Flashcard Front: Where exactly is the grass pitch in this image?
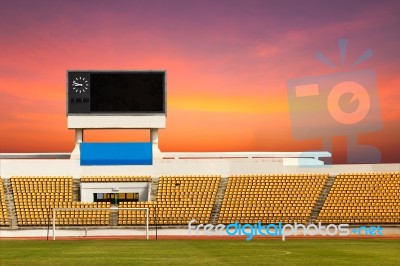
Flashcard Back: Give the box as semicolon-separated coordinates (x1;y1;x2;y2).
1;239;399;266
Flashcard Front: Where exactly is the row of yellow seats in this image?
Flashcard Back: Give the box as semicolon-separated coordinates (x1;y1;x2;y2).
81;176;151;182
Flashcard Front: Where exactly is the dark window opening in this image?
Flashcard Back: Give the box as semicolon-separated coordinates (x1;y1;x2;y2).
94;193;139;204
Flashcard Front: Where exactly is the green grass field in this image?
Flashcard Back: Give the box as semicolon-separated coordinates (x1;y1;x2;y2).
1;239;399;266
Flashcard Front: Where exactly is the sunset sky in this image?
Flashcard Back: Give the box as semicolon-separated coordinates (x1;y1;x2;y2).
0;0;399;163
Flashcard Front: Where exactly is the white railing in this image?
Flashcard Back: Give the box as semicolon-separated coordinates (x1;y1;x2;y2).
0;153;71;159
161;151;331;161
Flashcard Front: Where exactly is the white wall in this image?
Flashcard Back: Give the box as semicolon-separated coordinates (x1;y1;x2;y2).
0;156;399;179
1;227;399;238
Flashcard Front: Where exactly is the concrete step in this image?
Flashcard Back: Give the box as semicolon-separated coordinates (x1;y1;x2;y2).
150;178;159;201
109;205;119;226
210;177;228;225
2;179;18;228
72;179;81;202
308;175;337;224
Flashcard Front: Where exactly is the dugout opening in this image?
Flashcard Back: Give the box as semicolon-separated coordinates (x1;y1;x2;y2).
93;192;139;204
81;182;150;202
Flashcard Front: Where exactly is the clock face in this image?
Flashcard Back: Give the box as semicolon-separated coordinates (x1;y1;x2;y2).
72;76;89;93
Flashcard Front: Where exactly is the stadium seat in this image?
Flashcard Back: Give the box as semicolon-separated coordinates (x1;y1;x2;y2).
317;172;400;224
218;174;328;224
0;178;10;226
81;176;151;183
118;175;220;226
11;176;110;226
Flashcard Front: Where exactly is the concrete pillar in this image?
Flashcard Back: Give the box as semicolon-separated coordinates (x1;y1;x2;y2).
151;128;161;158
76;129;84;143
70;129;84;160
151;129;158;145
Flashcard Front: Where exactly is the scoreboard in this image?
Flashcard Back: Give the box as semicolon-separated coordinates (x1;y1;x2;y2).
67;71;166;129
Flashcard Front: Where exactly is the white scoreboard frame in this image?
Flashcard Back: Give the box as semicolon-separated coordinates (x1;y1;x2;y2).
67;115;166;129
66;70;167;129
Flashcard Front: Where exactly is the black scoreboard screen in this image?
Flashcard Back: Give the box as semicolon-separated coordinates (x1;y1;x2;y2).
67;71;165;114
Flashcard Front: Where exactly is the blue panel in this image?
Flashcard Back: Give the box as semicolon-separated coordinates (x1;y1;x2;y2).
80;142;152;165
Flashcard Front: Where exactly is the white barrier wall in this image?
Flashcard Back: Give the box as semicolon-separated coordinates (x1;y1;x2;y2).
1;227;399;238
0;156;399;178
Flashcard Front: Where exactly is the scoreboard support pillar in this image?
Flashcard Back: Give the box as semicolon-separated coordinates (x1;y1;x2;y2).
70;129;84;160
70;129;162;161
151;129;162;158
